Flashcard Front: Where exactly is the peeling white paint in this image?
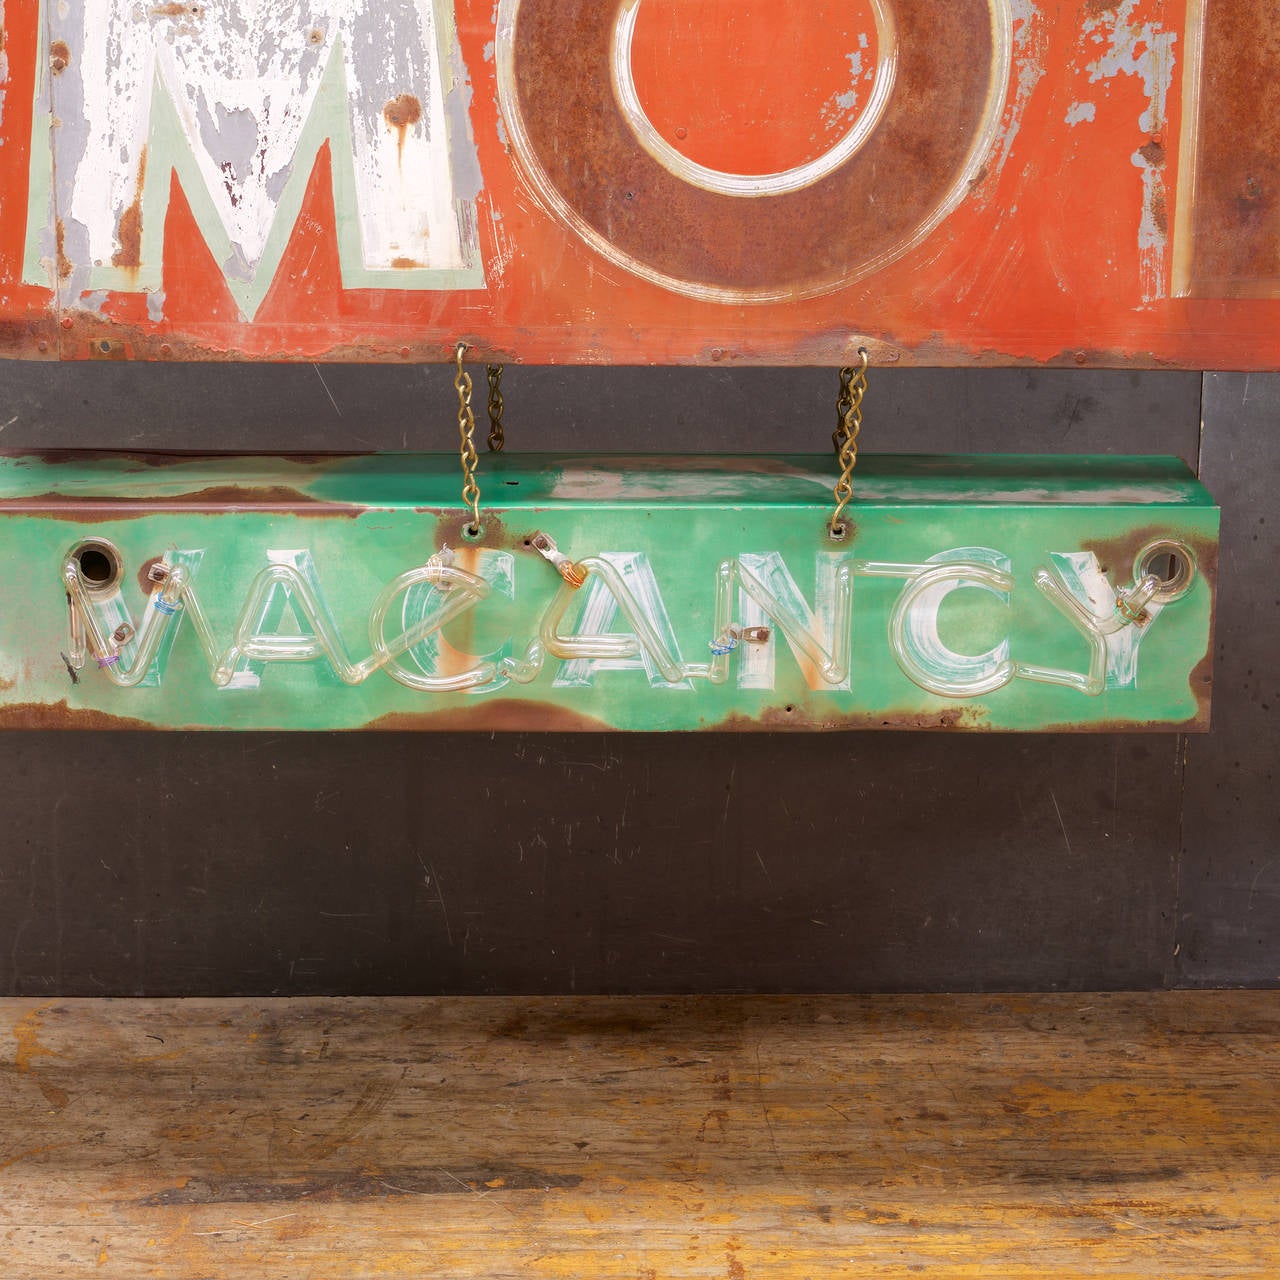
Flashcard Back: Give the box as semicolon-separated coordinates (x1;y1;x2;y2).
982;0;1045;195
38;0;484;318
1082;0;1177;303
1064;101;1096;127
1083;0;1177;134
1131;143;1167;301
0;0;8;137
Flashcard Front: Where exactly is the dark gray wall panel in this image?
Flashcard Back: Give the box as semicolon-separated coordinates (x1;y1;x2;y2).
1;732;1182;997
1178;373;1280;987
0;363;1201;458
0;363;1207;995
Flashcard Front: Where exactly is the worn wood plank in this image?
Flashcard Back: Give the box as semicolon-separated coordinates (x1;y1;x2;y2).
1;994;1277;1277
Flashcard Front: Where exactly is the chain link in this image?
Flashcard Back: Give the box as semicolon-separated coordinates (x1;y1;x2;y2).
830;348;869;539
486;363;505;452
455;342;482;534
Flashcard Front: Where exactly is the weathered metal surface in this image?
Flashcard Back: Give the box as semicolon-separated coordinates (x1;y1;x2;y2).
0;452;1217;731
0;2;1276;367
502;0;1002;302
1173;0;1280;297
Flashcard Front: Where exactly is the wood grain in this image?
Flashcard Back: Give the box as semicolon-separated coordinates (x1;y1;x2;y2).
1;994;1277;1277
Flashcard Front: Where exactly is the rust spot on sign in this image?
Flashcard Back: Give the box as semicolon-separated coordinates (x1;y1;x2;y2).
707;703;991;732
383;94;422;131
364;700;615;733
0;700;165;730
1180;1;1280;296
112;148;148;271
1149;185;1169;238
383;93;423;162
430;510;520;552
54;220;72;281
390;257;425;270
150;3;201;16
0;485;364;520
18;448;359;469
137;555;165;594
49;40;71;75
1081;525;1218;595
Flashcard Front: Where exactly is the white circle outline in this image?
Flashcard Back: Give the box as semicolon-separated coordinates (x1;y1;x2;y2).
610;0;898;198
494;0;1014;305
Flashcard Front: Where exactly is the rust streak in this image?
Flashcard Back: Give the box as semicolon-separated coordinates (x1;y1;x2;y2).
0;486;365;521
0;701;165;731
48;39;70;75
13;448;363;468
383;93;422;163
54;219;72;282
111;146;148;271
364;700;615;733
707;704;991;733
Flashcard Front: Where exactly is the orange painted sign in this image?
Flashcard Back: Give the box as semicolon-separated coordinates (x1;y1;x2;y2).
0;0;1276;367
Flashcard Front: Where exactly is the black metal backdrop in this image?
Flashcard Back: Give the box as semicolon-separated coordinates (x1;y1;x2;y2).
0;364;1272;995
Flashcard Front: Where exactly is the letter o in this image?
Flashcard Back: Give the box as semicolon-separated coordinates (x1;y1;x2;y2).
496;0;1012;302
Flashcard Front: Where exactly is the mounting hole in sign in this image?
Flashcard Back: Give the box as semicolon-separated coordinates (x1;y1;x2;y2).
1134;540;1196;604
72;540;123;592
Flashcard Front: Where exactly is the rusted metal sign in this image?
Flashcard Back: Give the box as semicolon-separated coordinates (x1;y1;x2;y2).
0;452;1217;731
0;1;1276;368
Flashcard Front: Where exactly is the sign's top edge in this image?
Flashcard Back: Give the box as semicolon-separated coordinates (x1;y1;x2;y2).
0;452;1214;511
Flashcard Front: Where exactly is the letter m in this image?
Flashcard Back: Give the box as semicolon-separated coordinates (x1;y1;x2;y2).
24;0;484;320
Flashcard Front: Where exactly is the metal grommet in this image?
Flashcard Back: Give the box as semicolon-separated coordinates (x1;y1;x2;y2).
69;539;124;594
828;520;851;542
461;523;485;543
1133;539;1196;604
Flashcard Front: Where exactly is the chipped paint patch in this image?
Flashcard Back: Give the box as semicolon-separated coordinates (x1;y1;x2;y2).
1064;101;1096;127
1082;0;1177;302
976;0;1045;202
0;0;8;134
1083;0;1176;133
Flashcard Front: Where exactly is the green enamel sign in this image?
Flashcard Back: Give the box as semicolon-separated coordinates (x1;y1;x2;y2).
0;453;1217;732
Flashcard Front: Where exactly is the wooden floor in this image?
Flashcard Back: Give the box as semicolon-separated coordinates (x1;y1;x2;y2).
1;994;1277;1278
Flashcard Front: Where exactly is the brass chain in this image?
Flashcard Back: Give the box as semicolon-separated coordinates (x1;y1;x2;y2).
486;363;505;452
454;342;482;534
830;348;869;539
